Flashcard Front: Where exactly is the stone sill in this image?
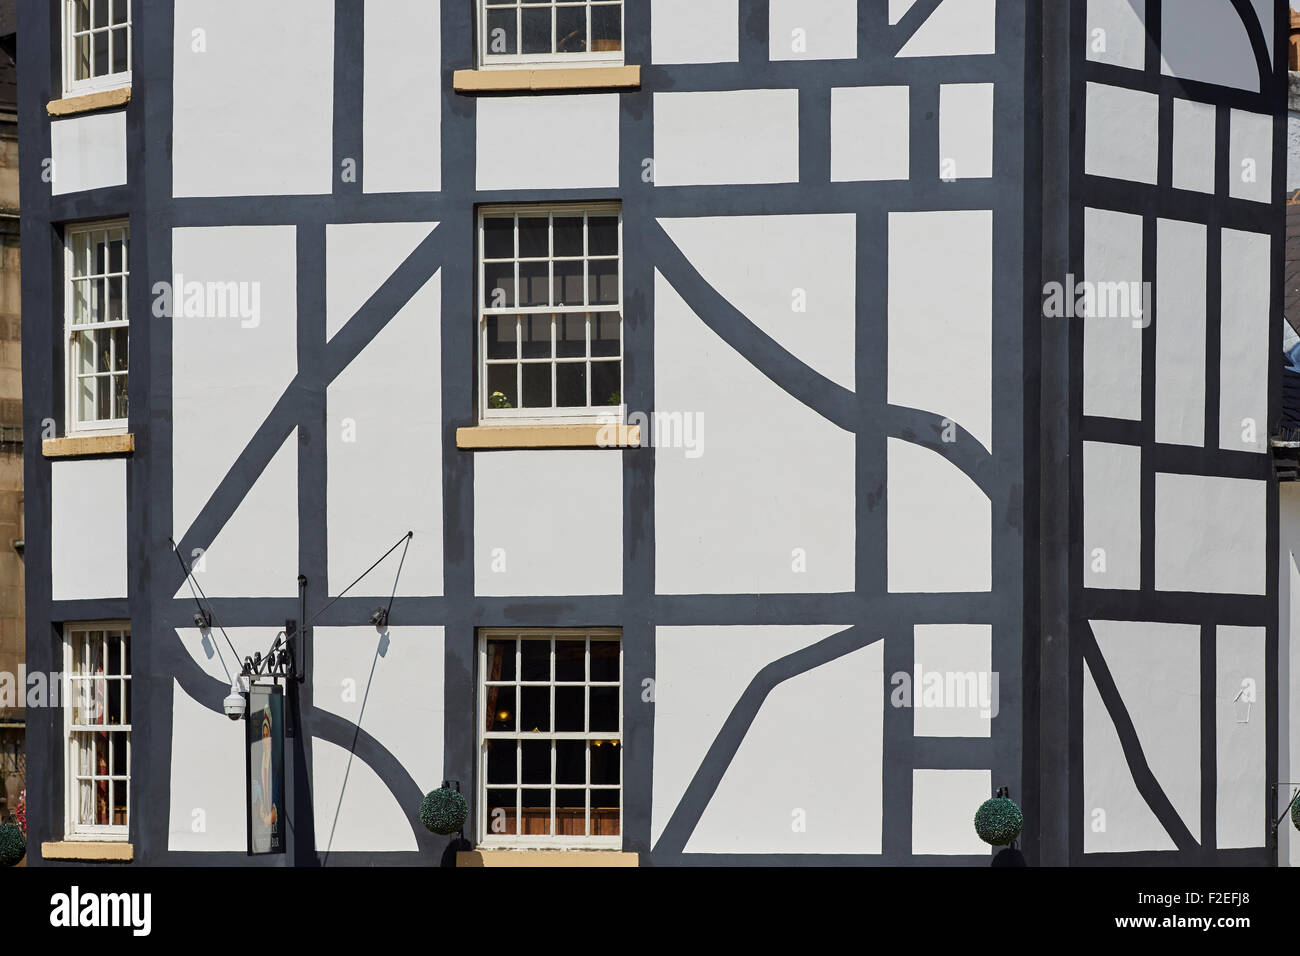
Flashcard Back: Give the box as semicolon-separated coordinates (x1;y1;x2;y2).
457;424;639;450
47;86;131;117
43;433;134;458
42;841;133;862
454;65;640;93
458;850;638;867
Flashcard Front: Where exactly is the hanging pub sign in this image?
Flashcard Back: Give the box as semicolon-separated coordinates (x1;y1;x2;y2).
246;683;286;856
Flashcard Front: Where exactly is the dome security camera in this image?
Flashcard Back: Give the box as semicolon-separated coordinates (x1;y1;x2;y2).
223;684;246;721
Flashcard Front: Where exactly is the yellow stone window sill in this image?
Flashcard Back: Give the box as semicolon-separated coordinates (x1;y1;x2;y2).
457;849;638;867
42;841;134;862
457;424;639;450
47;86;132;117
43;433;135;458
454;65;640;93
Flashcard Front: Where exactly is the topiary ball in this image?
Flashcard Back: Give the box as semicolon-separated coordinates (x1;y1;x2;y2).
419;787;468;836
1291;795;1300;833
0;823;24;866
974;796;1023;847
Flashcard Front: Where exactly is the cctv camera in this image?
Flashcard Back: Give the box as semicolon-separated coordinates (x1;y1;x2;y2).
223;687;246;721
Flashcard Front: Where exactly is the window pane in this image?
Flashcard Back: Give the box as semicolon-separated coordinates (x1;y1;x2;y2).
112;326;128;370
93;0;108;29
111;24;127;73
520;315;551;359
486;739;517;784
521;789;552;835
75;0;91;32
518;262;550;307
591;361;621;407
556;5;586;52
518;216;549;258
521;363;551;408
521;6;552;54
485;316;517;360
553;260;584;308
590;641;618;681
591;785;620;836
591;3;621;51
521;739;550;784
483;217;514;261
484;7;519;56
556;314;585;357
555;640;584;681
485;788;517;835
486;684;516;732
553;216;583;256
588;216;618;256
554;685;584;731
113;374;129;420
555;362;587;408
112;0;128;25
483;261;516;309
112;780;127;826
111;732;127;774
75;32;91;80
555;739;585;784
589;687;619;732
486;364;518;410
96;376;112;422
588;258;619;305
486;638;517;681
520;639;550;680
591;740;619;785
107;276;125;322
520;685;550;732
92;29;109;78
591;314;620;357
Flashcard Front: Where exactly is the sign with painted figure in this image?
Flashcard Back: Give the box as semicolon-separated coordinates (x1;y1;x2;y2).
246;683;285;855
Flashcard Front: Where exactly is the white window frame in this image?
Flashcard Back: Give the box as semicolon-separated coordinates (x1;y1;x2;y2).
478;203;625;425
476;0;625;69
64;219;130;437
477;629;623;849
61;0;133;97
62;622;131;842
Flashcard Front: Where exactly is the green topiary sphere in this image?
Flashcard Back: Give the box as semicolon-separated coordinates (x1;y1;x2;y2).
1291;796;1300;833
0;823;25;866
974;796;1023;847
419;787;468;836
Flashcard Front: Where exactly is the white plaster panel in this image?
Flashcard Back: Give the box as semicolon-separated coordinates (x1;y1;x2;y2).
313;737;418;852
912;769;990;855
1159;0;1262;93
1082;206;1143;420
1229;109;1274;204
651;625;850;848
1217;625;1266;848
50;111;127;196
326;222;436;341
1082;442;1141;590
1155;473;1266;595
768;0;857;61
1155;218;1206;447
174;626;284;685
912;625;994;738
1173;98;1216;194
51;458;127;601
687;641;883;853
476;95;619;191
1086;0;1146;70
652;0;738;64
889;0;918;24
654;273;855;595
658;214;856;391
313;627;444;795
475;451;622;596
181;432;298;598
1220;228;1271;453
889;210;992;451
897;0;995;57
1281;484;1300;866
1083;662;1177;852
1085;82;1158;184
364;0;440;193
328;272;442;597
653;90;799;187
171;226;298;542
173;0;334;197
167;679;246;851
939;83;993;180
1092;619;1201;843
831;86;910;182
887;438;990;594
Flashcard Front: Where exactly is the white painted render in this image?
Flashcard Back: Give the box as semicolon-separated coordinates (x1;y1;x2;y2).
768;0;858;62
1154;218;1207;447
652;90;800;187
476;95;620;191
1085;0;1146;71
1172;98;1216;194
363;0;441;194
51;458;127;601
1082;441;1141;590
1219;228;1271;453
651;0;738;64
1155;473;1266;595
1085;82;1158;184
830;85;910;182
49;111;127;196
1082;206;1144;421
1216;625;1266;849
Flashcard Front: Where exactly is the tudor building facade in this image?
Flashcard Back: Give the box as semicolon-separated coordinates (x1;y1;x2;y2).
15;0;1292;866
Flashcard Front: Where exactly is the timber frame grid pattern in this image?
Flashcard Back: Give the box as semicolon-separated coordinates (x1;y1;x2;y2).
1050;0;1284;865
16;0;1279;866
